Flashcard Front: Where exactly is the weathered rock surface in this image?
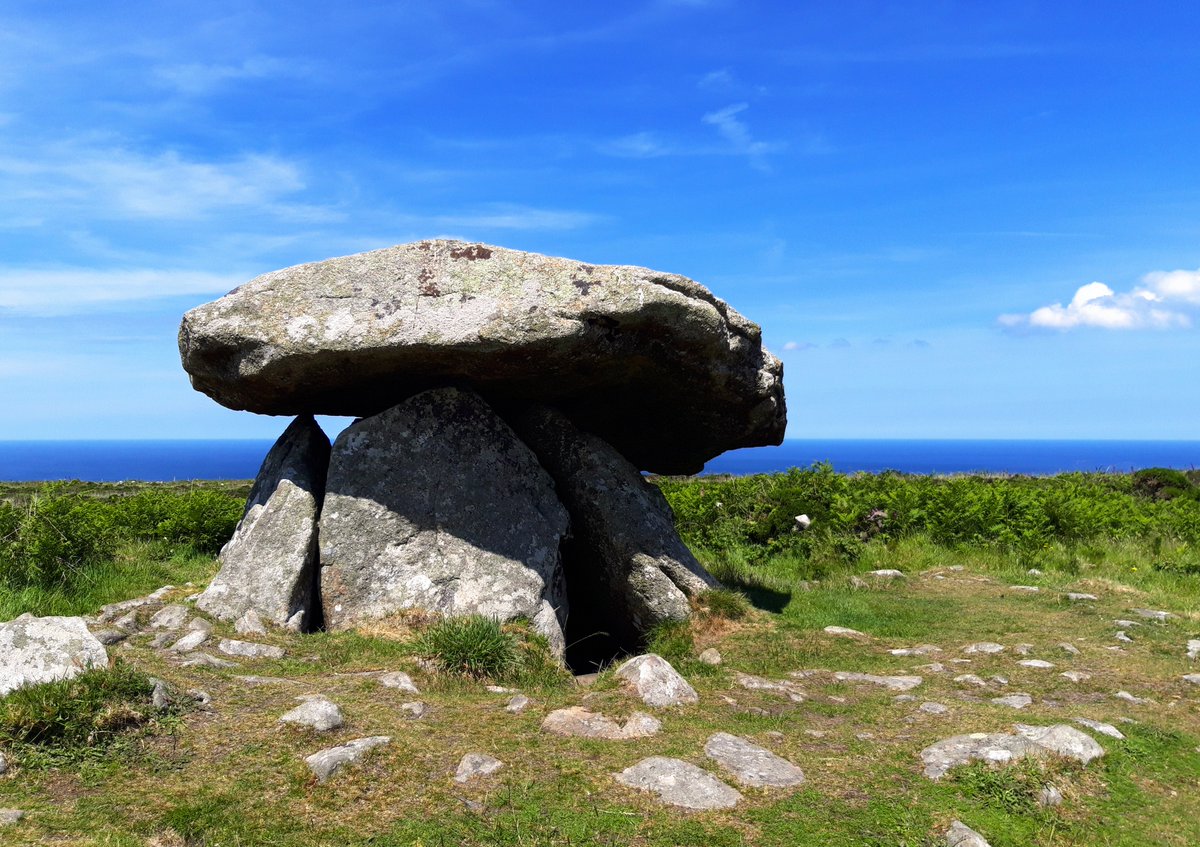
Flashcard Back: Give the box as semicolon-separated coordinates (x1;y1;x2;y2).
378;671;419;693
319;388;570;654
0;615;108;696
541;706;660;739
1074;718;1125;739
279;696;344;731
703;732;805;788
945;820;991;847
305;736;390;782
197;416;329;628
510;406;717;653
614;654;698;707
1014;723;1105;764
0;809;25;826
991;694;1033;709
217;638;285;660
921;723;1106;780
833;671;922;691
179;240;785;475
615;757;742;810
149;605;190;630
454;753;504;783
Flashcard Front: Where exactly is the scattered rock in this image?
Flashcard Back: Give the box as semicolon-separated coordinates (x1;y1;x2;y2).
698;648;722;666
920;702;950;715
235;675;297;686
733;671;805;702
378;671;420;694
1114;690;1152;705
833;671;922;691
454;753;504;783
94;586;175;624
1114;631;1134;643
1187;640;1200;660
0;752;7;774
954;674;988;688
919;662;947;673
279;696;344;731
991;694;1032;709
1018;660;1054;669
0;809;25;826
868;569;905;579
921;732;1049;779
963;642;1005;655
1183;673;1200;686
1059;643;1080;656
1114;619;1139;628
824;626;865;638
849;576;869;589
197;417;329;628
0;615;108;696
615;757;742;810
401;701;429;719
305;736;390;782
91;629;128;645
217;638;285;660
894;694;917;702
990;675;1009;686
150;678;171;710
1013;644;1033;655
1009;585;1040;593
169;629;210;653
180;653;238;669
1074;718;1125;739
1038;785;1064;808
318;388;570;655
794;514;812;530
111;611;140;631
945;820;991;847
1027;568;1043;576
149;605;190;631
1130;608;1172;622
1060;671;1091;683
541;706;660;739
1014;723;1105;764
890;645;941;657
1067;592;1097;602
505;694;530;714
148;631;176;649
703;732;805;788
485;685;516;694
614;654;698;707
235;609;269;636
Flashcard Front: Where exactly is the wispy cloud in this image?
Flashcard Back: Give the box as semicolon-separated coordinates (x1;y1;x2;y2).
420;204;602;231
999;269;1200;331
154;56;315;95
0;267;245;315
600;132;675;159
701;102;779;171
782;340;815;351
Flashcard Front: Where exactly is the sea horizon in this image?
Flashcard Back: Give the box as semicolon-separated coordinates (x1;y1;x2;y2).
0;437;1197;483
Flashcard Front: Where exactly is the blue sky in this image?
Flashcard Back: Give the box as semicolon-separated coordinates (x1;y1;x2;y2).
1;1;1198;441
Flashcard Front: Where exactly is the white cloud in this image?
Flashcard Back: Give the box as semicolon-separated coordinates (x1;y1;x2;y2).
701;102;779;171
600;132;674;158
0;267;245;315
1000;269;1200;331
782;340;815;351
154;56;313;96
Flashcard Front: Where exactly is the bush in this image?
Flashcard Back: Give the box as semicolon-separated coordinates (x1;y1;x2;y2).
414;615;522;680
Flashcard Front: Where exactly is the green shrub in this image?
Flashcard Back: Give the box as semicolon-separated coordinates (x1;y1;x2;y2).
414;615;521;680
646;618;694;661
0;661;166;765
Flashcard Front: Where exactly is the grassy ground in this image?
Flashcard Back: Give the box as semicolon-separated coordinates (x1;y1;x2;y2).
1;477;1199;846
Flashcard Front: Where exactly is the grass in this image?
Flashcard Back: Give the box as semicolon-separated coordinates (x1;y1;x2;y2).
0;474;1199;845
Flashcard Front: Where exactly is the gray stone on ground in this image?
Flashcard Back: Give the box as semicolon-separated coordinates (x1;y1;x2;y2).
890;645;941;657
401;701;429;719
1114;690;1152;705
1059;643;1081;656
1060;670;1091;683
1188;639;1200;660
833;671;922;691
509;405;717;649
1183;673;1200;686
1067;592;1097;601
112;611;139;631
235;609;268;636
150;678;171;710
698;648;722;665
305;736;390;782
94;585;174;624
0;809;25;826
1014;723;1105;764
1074;718;1125;739
614;654;698;707
824;625;865;637
318;388;569;655
703;732;805;788
869;569;905;579
920;702;950;715
945;820;991;847
920;732;1051;780
954;674;988;688
1130;608;1172;621
91;629;128;645
378;671;419;693
991;694;1033;709
180;652;238;669
963;642;1005;655
218;638;285;660
734;671;805;702
505;694;530;714
169;629;210;653
540;706;660;739
280;696;344;731
0;614;108;696
198;416;330;628
1018;659;1054;669
454;752;504;783
1039;785;1064;807
178;239;785;475
1114;631;1134;643
615;757;742;810
1009;585;1040;592
149;605;190;630
0;752;8;774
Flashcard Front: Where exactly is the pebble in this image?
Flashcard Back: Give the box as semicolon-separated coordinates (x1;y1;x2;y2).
991;694;1033;709
1060;671;1091;683
0;809;25;826
279;696;344;731
1018;659;1055;669
505;694;530;714
945;819;991;846
1114;690;1152;705
868;569;905;579
1067;593;1097;601
824;626;865;637
698;648;722;665
305;736;390;783
378;671;420;694
963;642;1005;655
1114;631;1134;643
919;702;950;715
401;701;429;719
1059;643;1081;656
833;671;923;691
1074;717;1125;739
1027;568;1043;576
615;757;742;810
454;753;503;783
954;674;988;688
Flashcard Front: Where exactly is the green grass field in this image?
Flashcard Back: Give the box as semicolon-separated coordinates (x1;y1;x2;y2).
1;471;1198;846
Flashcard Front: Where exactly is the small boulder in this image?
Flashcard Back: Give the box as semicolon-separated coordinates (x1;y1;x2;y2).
614;654;698;707
824;626;865;638
0;809;25;827
377;671;419;693
280;696;344;731
1074;718;1125;740
1038;785;1064;808
963;642;1005;655
1060;671;1091;683
703;732;805;788
698;648;722;666
1066;592;1097;602
454;753;503;783
945;820;991;847
505;694;531;714
305;736;390;782
0;615;108;696
833;671;922;691
1187;639;1200;660
615;757;742;810
541;707;660;739
169;630;210;653
920;732;1049;780
149;605;190;631
401;701;429;719
217;638;285;660
1018;659;1054;669
991;694;1033;709
869;569;905;579
1014;723;1105;764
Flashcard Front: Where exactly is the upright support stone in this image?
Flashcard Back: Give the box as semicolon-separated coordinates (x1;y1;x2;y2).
510;405;717;657
196;415;329;629
319;388;570;656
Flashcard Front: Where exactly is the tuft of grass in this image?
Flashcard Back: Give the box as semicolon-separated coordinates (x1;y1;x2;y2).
646;618;694;662
695;587;752;621
0;661;177;767
414;615;522;680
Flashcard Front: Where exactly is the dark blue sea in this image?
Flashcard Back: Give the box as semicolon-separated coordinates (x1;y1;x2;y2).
0;439;1197;482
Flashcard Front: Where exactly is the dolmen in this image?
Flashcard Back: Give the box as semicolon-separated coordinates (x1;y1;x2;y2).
180;240;785;662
